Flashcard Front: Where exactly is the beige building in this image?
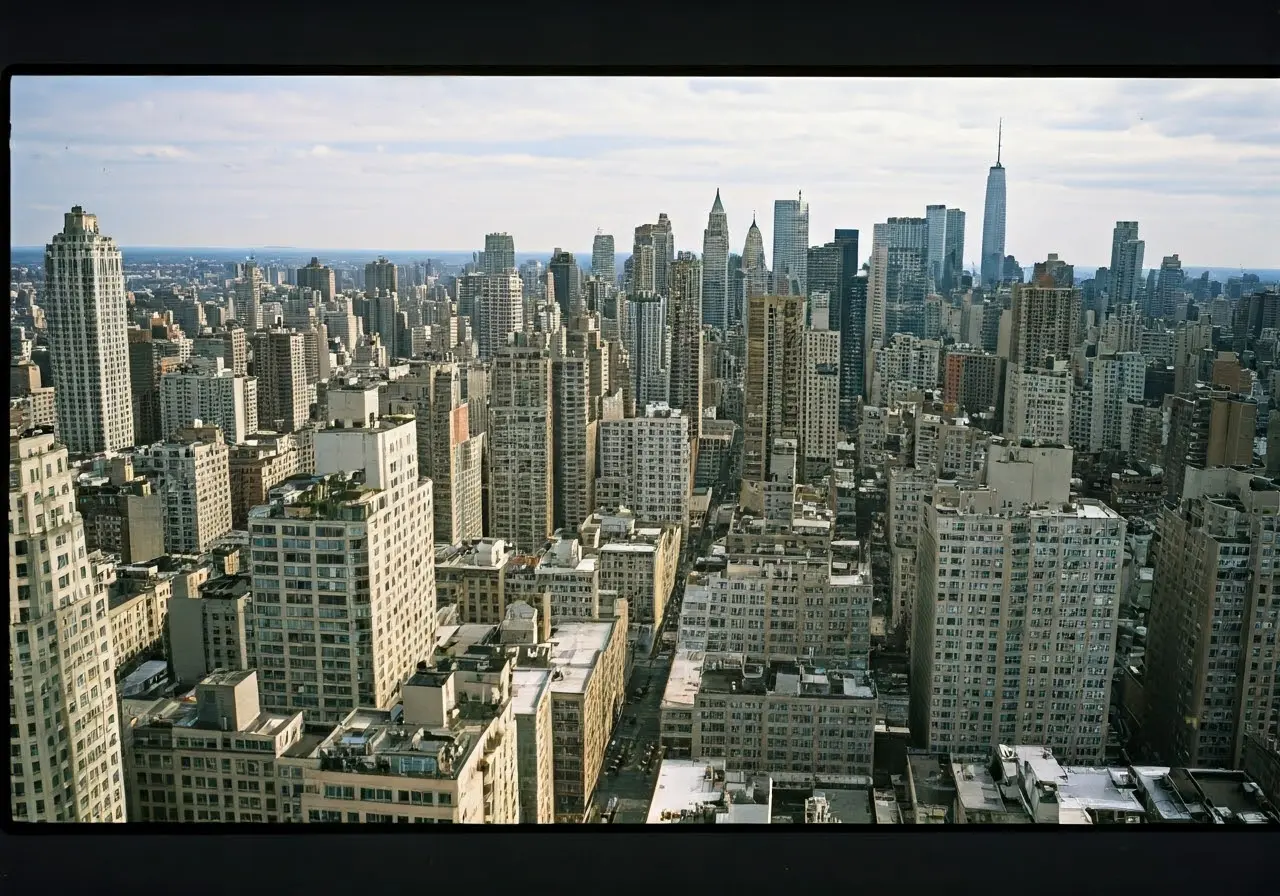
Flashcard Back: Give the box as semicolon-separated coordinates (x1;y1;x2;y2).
597;402;691;528
663;655;878;779
159;361;259;444
887;466;937;638
1008;281;1083;369
251;329;311;433
168;572;252;686
1004;362;1073;445
74;457;165;564
133;423;233;555
512;668;555;823
228;430;312;529
551;354;598;534
10;430;127;822
800;326;841;481
596;522;680;625
107;564;172;674
124;670;306;822
505;535;601;624
295;652;520;824
435;537;519;627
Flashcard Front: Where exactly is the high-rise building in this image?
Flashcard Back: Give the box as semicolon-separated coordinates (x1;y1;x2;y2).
364;256;398;297
296;257;336;304
477;271;524;361
549;249;582;318
866;219;929;393
248;387;435;724
701;189;731;332
1004;363;1073;445
592;231;616;284
488;342;554;554
1161;385;1257;501
832;229;864;422
133;423;233;554
1156;254;1185;319
980;123;1008;289
551;355;597;534
626;292;669;407
483;233;516;274
741;294;805;513
943;208;967;293
668;253;703;454
1009;280;1083;368
596;403;691;528
653;213;675;295
742;217;770;304
251;330;310;433
9;430;128;822
912;447;1124;764
1108;222;1145;318
43;206;135;455
925;203;949;289
159;362;258;444
233;260;264;331
800;325;840;480
1084;352;1146;453
129;330;180;446
1143;467;1280;769
772;192;810;296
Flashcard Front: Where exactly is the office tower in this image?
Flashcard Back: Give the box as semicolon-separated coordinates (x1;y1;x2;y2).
832;229;863;419
1004;363;1073;444
980;122;1008;289
1108;222;1145;317
925;204;949;288
518;258;545;304
596;403;691;528
549;249;582;318
653;213;675;295
129;330;180;445
369;289;406;360
701;189;731;332
296;257;336;304
742;217;770;302
772;191;810;296
943;208;966;292
365;256;398;297
626;292;669;407
1156;254;1185;319
9;430;127;822
477;271;524;361
248;386;435;724
43;206;134;455
1143;467;1280;768
133;423;233;554
551;355;596;533
668;253;703;449
726;252;746;330
1009;281;1083;368
884;246;929;340
741;294;805;513
807;241;842;324
866;219;929;392
1162;385;1257;501
385;361;484;544
488;342;554;553
159;362;258;444
251;330;310;433
801;325;840;480
912;448;1125;763
233;259;264;331
592;231;616;283
483;232;516;274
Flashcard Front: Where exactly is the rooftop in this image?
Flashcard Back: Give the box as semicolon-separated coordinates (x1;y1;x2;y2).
547;621;615;695
646;759;772;824
699;661;876;701
661;650;706;709
510;668;551;717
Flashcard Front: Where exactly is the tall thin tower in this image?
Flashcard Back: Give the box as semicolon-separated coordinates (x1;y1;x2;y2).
44;206;135;455
701;189;731;332
980;121;1008;289
772;191;810;296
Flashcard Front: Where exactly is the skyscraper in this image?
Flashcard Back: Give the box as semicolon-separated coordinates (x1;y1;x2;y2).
653;213;674;295
483;233;516;274
591;231;616;284
10;430;128;821
925;204;948;289
980;122;1008;289
742;216;770;306
251;330;310;433
701;189;731;332
488;341;554;554
943;208;966;292
551;354;596;533
833;229;863;425
1108;222;1145;318
741;294;806;514
478;272;524;361
626;292;669;407
549;249;582;318
296;257;336;304
669;253;704;452
365;256;398;296
1008;280;1083;369
44;206;135;455
772;192;810;296
1156;253;1184;319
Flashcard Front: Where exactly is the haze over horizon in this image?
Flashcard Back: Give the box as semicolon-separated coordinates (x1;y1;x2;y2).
9;76;1280;268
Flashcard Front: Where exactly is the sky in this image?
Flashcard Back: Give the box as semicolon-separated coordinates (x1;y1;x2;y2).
9;76;1280;268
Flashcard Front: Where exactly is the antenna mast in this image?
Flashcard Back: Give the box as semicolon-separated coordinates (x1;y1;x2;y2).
997;118;1003;166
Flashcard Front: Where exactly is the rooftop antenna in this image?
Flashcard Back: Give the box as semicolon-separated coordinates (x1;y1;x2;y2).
996;118;1003;166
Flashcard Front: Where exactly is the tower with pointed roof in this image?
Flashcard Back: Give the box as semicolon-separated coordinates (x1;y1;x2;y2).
980;120;1008;289
701;188;732;331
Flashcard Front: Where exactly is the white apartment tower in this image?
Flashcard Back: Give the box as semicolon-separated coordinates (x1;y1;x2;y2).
248;386;436;724
800;327;840;480
159;361;259;444
43;206;135;455
1004;363;1073;446
911;452;1125;764
479;272;524;360
133;424;234;555
251;330;311;433
9;430;127;821
597;403;691;528
488;343;554;554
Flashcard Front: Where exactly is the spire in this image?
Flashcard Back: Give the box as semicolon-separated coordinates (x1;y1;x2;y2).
711;188;724;215
996;118;1003;166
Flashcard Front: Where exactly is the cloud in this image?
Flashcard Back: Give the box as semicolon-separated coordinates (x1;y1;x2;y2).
8;75;1279;266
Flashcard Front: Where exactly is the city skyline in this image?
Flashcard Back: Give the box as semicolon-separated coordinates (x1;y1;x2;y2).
10;76;1279;267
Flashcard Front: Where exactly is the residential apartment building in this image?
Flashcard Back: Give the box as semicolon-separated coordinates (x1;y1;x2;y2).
595;522;681;625
742;294;805;514
1004;363;1073;445
511;667;555;824
487;342;554;554
168;572;253;686
596;402;691;528
74;457;165;563
227;430;312;529
133;424;234;555
159;361;259;444
801;326;841;481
